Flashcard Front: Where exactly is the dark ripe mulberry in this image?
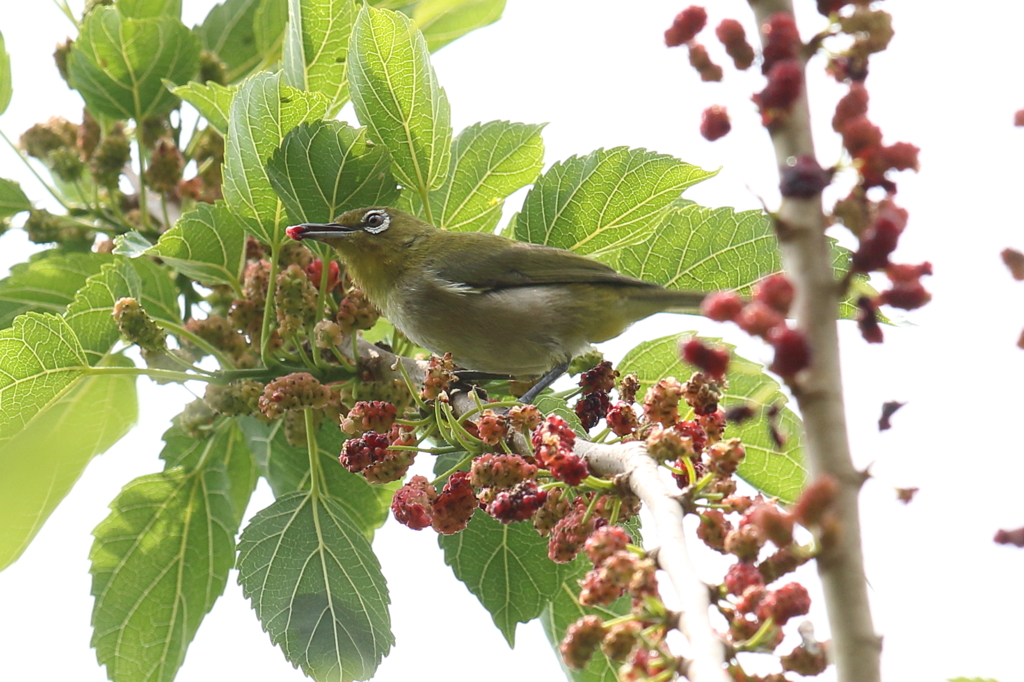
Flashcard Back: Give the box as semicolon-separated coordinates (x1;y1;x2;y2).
780;155;832;198
579;360;618;394
485;480;547;523
339;430;391;473
856;296;883;343
361;440;415;484
753;59;803;126
760;12;800;74
575;391;610;430
680;338;729;380
431;470;477;534
391;475;436;530
664;6;707;47
768;327;811;378
715;19;754;70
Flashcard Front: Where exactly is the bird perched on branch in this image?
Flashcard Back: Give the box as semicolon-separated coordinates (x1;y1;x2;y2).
287;206;705;402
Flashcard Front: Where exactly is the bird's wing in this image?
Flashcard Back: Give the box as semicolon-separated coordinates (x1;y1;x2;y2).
427;233;656;291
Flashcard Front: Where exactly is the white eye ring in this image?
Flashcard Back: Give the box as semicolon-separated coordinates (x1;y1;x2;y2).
363;210;391;234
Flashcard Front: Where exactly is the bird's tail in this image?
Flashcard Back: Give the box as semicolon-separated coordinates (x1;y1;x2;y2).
629;287;707;314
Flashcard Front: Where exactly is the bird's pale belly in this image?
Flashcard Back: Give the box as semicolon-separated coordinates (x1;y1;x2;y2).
382;285;595;377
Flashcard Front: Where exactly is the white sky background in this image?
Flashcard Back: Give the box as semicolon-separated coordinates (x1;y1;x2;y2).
0;1;1021;681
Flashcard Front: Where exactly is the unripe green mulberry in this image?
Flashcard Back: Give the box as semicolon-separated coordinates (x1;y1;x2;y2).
90;124;130;188
199;50;228;85
143;137;184;194
113;297;167;352
203;379;265;416
274;264;318;339
179;398;217;439
23;209;88;245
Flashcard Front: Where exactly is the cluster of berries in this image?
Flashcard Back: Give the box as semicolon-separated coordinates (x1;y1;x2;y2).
700;274;810;379
559;526;677;677
694;477;839;679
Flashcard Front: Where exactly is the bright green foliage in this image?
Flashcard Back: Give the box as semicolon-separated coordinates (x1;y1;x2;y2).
617;202;870;320
129;257;183;325
0;357;136;571
237;416;393;536
283;0;357;116
67;7;201;121
159;420;258;525
172;81;237;135
237;491;394;681
222;71;329;246
0;30;11;116
439;511;560;646
64;259;142;363
617;204;778;293
534;393;586;438
145;201;247;290
267;120;401;225
619;333;806;503
0;178;31;218
430;120;545;232
348;5;452;196
118;0;182;18
515;147;717;260
254;0;288;65
0;313;89;448
541;553;633;682
196;0;263;83
0;252;111;329
90;420;252;682
412;0;505;51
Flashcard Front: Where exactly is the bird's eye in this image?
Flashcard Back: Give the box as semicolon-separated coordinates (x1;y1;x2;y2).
363;210;390;233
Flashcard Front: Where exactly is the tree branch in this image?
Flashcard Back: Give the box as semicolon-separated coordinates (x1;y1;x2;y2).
747;3;882;681
342;336;729;682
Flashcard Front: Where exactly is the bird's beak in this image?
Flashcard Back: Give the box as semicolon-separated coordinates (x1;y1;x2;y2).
286;223;359;242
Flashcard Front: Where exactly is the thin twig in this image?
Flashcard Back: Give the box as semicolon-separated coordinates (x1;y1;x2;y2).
746;3;881;681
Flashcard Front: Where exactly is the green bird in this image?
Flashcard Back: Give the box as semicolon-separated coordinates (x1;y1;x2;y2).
287;207;705;401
